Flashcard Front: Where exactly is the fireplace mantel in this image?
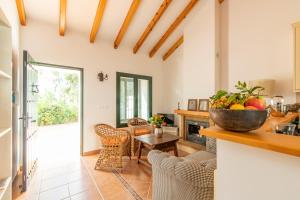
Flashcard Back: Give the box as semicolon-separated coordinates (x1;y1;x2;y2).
174;109;210;119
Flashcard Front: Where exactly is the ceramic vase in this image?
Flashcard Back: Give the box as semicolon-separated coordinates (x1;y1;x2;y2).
154;126;163;138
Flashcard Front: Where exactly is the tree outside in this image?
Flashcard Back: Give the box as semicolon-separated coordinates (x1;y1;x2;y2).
37;67;80;126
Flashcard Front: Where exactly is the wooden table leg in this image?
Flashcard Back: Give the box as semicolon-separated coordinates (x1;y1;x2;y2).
174;142;179;157
137;142;143;164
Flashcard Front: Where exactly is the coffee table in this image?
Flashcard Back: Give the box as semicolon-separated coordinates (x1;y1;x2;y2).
134;133;180;165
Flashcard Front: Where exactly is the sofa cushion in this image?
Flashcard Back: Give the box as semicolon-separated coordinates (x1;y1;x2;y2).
175;158;216;188
185;151;216;162
206;137;217;154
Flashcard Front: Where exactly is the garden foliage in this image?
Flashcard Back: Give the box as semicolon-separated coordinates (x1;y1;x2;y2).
37;70;79;126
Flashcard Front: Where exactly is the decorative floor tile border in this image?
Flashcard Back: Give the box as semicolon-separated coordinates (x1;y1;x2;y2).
112;169;144;200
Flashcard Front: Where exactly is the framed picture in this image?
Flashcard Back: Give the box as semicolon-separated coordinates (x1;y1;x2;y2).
198;99;209;112
188;99;198;111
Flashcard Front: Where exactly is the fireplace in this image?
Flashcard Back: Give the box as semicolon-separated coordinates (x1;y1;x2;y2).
185;120;209;146
175;110;212;152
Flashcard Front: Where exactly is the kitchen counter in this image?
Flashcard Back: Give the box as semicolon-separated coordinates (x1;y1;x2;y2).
202;112;300;157
201;112;300;200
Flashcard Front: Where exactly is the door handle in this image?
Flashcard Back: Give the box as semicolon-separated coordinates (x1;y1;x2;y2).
19;114;33;128
19;116;32;120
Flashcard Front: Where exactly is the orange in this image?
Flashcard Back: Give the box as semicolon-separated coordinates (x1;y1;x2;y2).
230;104;245;110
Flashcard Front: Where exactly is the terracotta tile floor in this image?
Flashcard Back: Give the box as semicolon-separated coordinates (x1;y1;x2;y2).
82;149;188;200
13;123;188;200
82;155;152;200
13;159;104;200
13;123;104;200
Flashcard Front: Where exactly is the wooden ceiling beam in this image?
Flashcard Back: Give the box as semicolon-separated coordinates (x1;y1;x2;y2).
162;35;183;61
59;0;67;36
149;0;199;58
114;0;141;49
16;0;26;25
133;0;172;54
90;0;107;43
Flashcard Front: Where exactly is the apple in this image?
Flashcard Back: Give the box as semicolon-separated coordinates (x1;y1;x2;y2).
245;106;258;110
245;97;265;110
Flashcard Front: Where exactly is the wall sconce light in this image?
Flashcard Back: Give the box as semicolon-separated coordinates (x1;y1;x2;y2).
98;72;108;82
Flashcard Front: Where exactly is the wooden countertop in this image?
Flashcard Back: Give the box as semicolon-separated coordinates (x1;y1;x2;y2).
174;109;209;118
202;113;300;157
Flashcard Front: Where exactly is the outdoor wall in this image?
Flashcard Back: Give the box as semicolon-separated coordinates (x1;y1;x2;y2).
162;0;220;113
221;0;300;103
0;1;21;178
20;20;164;152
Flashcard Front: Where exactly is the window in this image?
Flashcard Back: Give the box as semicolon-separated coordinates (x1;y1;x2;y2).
116;72;152;127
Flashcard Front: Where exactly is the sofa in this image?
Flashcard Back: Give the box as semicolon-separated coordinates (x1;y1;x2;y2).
148;137;216;200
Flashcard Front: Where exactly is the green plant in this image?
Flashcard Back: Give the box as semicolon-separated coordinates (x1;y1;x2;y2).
37;70;79;126
210;81;264;109
37;102;78;126
149;115;164;128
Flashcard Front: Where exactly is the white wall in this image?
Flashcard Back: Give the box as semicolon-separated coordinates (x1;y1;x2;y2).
221;0;300;103
20;20;164;152
162;0;220;113
217;140;300;200
183;0;219;99
163;0;300;115
161;48;183;114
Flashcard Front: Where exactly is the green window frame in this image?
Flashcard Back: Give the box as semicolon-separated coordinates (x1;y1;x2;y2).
116;72;152;128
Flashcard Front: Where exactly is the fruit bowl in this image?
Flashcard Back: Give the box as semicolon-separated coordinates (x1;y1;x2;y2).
209;108;268;132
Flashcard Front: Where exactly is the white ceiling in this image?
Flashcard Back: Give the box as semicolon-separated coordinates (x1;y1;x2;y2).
23;0;196;57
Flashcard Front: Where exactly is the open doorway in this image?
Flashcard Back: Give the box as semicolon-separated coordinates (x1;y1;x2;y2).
15;52;104;200
20;51;84;193
34;63;83;169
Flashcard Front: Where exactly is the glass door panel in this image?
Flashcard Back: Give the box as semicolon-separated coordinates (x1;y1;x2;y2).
116;72;152;128
119;77;134;124
22;51;39;192
138;79;149;120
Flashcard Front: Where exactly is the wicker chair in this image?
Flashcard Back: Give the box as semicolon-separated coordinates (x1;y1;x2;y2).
94;124;131;169
127;118;154;156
